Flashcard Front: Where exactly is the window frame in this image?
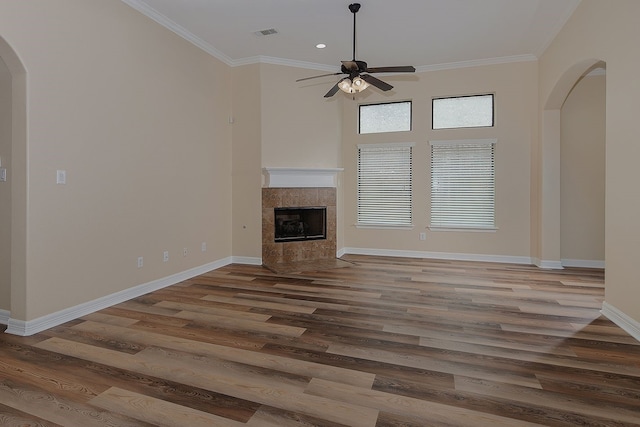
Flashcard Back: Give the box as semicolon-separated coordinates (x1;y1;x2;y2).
429;139;497;231
432;94;495;130
358;101;412;135
357;142;414;229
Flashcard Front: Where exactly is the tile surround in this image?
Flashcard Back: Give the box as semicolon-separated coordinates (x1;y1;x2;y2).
262;187;337;270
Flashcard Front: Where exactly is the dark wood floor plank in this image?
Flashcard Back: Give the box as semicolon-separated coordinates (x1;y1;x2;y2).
2;255;639;426
455;375;640;425
0;402;63;427
0;378;153;427
246;405;351;427
89;386;248;427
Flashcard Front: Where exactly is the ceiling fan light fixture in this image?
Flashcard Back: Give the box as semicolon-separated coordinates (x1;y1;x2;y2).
296;3;415;98
339;76;370;94
338;78;355;94
352;76;369;91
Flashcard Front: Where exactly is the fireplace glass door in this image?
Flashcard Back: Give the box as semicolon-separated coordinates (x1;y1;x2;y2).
274;207;327;242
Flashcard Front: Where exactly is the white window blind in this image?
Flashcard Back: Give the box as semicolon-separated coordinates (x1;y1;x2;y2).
430;139;496;229
358;144;413;226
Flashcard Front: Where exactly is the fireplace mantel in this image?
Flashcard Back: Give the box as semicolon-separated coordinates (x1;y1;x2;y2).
262;167;343;188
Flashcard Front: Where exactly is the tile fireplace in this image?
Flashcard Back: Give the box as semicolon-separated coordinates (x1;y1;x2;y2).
262;168;342;272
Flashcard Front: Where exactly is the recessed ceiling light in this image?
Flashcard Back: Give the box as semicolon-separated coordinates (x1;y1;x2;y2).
316;43;326;49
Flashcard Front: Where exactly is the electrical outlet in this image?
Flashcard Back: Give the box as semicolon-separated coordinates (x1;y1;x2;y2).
183;247;188;257
137;257;144;268
201;242;207;252
419;232;426;241
56;169;66;184
163;251;169;262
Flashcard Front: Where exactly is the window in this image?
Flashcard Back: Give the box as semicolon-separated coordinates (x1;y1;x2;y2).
430;139;496;230
359;101;411;134
357;143;413;227
432;94;494;129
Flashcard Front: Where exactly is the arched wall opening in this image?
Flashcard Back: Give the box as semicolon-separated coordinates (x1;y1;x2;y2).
539;58;606;269
560;68;605;267
0;35;27;326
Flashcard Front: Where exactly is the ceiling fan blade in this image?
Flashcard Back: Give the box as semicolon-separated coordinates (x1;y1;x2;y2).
296;72;342;82
365;66;416;73
361;74;393;91
324;82;341;98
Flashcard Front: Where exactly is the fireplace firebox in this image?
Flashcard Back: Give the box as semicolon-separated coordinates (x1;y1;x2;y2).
274;207;326;242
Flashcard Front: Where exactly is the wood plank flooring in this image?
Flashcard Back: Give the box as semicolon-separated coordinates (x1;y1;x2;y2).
2;254;639;426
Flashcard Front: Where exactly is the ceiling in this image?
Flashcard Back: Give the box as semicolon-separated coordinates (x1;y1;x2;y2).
122;0;581;73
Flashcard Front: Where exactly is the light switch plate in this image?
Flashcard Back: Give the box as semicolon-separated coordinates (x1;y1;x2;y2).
0;168;6;182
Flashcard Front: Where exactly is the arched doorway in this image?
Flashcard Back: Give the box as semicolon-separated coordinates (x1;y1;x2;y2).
0;36;27;327
560;68;606;268
539;58;606;268
0;56;11;323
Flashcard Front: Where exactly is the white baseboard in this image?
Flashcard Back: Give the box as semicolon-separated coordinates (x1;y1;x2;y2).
5;257;233;337
231;256;262;265
4;251;609;336
561;259;605;269
601;302;640;342
0;309;9;326
536;260;564;270
341;247;533;265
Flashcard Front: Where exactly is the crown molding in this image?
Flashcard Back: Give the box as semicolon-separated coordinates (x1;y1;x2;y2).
232;56;338;72
415;54;537;73
121;1;540;74
121;0;234;66
253;53;537;74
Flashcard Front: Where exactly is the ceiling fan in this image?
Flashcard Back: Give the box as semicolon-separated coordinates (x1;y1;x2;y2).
297;3;416;98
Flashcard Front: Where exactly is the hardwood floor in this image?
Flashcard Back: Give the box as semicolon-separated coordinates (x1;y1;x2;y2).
1;254;639;426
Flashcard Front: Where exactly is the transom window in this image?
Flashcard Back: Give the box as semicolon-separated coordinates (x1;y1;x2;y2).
359;101;412;134
432;94;494;129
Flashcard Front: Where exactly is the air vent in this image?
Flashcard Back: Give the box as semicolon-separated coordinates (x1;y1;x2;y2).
254;28;278;37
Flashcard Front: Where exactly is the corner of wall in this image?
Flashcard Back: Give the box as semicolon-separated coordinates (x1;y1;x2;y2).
0;309;9;326
4;258;233;336
601;302;640;343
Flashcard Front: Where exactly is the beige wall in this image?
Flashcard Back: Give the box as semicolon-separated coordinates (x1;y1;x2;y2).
342;62;537;258
260;64;342;169
231;64;262;258
231;63;344;258
561;74;605;263
0;0;233;321
0;56;10;311
540;0;640;322
3;0;637;332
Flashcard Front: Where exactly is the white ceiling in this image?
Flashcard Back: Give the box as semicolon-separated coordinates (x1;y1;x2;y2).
122;0;581;72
